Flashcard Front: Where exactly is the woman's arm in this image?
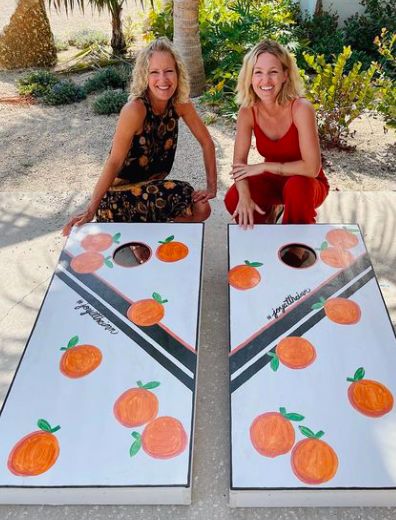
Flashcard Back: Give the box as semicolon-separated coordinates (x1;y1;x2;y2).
232;107;265;229
176;101;217;203
63;100;146;236
232;99;322;181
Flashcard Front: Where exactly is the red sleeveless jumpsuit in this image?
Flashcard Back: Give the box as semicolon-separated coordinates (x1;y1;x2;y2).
224;105;329;224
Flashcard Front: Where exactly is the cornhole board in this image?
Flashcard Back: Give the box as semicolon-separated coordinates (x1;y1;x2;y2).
228;224;396;507
0;222;204;505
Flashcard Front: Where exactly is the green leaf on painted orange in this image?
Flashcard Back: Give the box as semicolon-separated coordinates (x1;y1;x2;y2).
152;292;161;302
37;419;52;432
68;336;79;348
130;432;142;457
244;260;263;267
105;257;113;268
113;233;121;243
354;367;365;381
142;381;160;390
284;413;305;422
137;380;143;388
270;354;279;372
320;297;326;303
316;430;325;439
299;426;316;438
311;302;323;310
152;292;167;304
165;235;174;243
320;241;328;250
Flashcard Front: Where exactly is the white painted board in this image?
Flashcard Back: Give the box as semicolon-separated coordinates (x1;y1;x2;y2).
0;223;204;504
228;224;396;507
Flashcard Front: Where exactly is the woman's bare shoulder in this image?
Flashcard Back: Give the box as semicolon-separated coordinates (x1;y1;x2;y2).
120;98;146;118
293;97;315;116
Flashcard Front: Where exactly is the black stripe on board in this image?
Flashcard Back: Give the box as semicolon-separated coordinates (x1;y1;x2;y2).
59;250;196;373
56;270;195;391
230;265;375;393
230;253;371;375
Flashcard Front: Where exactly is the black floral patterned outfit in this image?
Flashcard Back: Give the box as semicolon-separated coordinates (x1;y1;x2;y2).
96;95;194;223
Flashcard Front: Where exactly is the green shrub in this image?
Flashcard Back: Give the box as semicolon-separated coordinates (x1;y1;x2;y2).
84;66;128;94
143;2;173;41
295;9;345;67
343;0;396;67
54;37;70;52
68;29;109;49
17;70;58;97
123;15;140;47
374;30;396;125
198;0;300;117
303;47;379;148
43;80;87;105
93;89;129;115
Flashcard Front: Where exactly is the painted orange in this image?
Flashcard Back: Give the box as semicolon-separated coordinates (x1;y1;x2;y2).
127;299;164;326
114;387;159;427
276;337;316;369
326;229;359;249
156;242;189;262
81;233;113;252
324;298;361;325
8;431;59;477
228;265;261;290
348;379;393;417
250;412;295;458
142;416;188;459
70;252;104;274
320;247;354;269
60;345;102;378
291;438;338;485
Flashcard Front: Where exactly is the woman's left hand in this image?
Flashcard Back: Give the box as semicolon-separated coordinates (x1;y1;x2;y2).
192;189;216;203
231;163;264;181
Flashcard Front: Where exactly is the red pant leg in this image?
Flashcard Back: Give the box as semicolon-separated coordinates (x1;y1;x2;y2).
224;173;283;224
282;175;329;224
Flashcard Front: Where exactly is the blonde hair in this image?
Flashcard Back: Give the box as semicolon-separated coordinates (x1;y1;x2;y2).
236;39;304;107
130;37;190;104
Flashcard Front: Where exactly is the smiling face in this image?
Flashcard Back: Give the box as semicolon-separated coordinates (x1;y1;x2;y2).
147;51;178;105
251;52;288;102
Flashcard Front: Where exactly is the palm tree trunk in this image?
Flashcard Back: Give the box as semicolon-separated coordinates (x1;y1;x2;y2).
110;3;127;56
0;0;57;69
173;0;205;97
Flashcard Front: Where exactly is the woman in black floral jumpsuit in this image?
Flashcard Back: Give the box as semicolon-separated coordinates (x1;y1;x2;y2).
63;37;217;234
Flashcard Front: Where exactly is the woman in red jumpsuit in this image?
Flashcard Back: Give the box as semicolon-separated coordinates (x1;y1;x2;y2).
225;40;329;234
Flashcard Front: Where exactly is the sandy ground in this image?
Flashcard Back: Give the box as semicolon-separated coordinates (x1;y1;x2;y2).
0;3;395;202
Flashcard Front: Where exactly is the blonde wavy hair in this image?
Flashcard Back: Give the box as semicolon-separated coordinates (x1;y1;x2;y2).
236;39;304;107
130;37;190;104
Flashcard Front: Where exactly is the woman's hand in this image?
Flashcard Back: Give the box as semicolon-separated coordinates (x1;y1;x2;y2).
231;162;264;181
62;207;96;237
232;196;265;230
192;188;216;203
